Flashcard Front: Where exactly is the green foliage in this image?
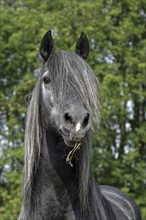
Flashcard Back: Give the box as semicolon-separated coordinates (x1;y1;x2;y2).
0;0;145;219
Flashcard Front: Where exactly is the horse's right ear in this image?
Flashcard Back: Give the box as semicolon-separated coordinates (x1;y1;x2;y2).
40;30;54;62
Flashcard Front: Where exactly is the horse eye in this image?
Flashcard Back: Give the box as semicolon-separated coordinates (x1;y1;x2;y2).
43;76;51;84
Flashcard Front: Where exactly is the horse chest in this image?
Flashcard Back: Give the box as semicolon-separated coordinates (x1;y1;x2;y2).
34;163;77;219
38;184;76;220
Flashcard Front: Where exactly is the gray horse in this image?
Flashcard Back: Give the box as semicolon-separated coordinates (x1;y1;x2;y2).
19;30;141;220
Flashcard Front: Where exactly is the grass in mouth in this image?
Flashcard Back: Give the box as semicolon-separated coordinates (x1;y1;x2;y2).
66;142;81;167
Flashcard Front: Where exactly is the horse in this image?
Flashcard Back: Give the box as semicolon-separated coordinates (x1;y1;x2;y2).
18;30;142;220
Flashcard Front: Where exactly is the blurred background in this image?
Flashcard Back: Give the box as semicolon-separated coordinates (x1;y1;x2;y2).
0;0;146;219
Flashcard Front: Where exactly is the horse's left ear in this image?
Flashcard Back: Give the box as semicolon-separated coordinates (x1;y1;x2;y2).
75;32;89;59
40;30;54;62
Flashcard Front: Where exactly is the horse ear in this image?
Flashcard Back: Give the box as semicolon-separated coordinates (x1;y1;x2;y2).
75;32;89;59
40;30;54;61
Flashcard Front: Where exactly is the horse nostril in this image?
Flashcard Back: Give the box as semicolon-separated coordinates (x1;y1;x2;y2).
64;113;74;125
82;113;90;128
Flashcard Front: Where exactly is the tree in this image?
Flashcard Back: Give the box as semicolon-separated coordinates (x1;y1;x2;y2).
0;0;145;219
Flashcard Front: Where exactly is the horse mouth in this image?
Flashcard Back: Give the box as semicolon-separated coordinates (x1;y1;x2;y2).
64;137;79;147
59;129;83;147
59;129;83;166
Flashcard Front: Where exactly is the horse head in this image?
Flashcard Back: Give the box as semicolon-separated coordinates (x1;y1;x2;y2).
39;30;99;147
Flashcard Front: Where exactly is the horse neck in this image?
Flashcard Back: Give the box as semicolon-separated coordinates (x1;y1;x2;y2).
44;128;79;185
22;128;112;220
29;128;80;218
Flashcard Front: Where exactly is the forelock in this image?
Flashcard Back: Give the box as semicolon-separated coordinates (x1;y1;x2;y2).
46;51;100;128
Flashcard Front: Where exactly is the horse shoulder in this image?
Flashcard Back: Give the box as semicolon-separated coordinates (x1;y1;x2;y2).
99;185;142;220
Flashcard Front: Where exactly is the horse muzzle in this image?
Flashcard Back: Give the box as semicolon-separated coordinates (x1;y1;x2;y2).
60;125;86;147
59;105;91;147
59;125;86;147
69;129;85;142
